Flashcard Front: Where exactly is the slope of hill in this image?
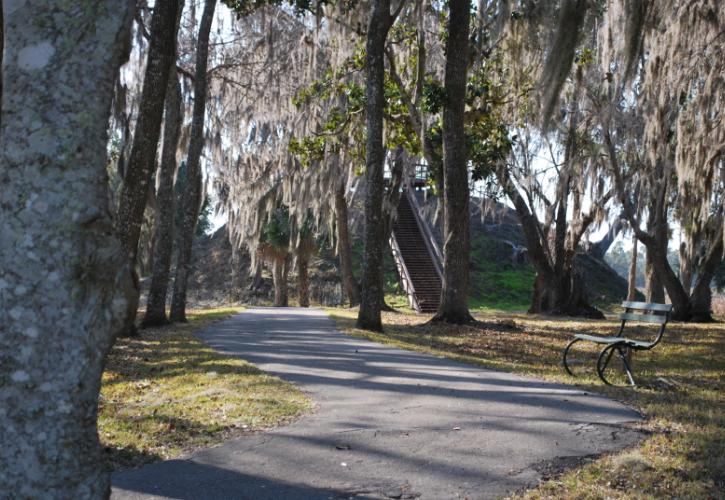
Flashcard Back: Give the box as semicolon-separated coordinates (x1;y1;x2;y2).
180;194;630;312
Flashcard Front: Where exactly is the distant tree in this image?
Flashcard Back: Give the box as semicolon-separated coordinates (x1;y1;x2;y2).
115;0;183;335
170;0;217;322
259;206;292;307
357;0;403;332
143;69;184;328
432;0;473;324
295;217;317;307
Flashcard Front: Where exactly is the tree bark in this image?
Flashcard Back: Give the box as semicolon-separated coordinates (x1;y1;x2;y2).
644;249;665;303
679;240;693;295
297;251;310;307
170;0;217;322
249;262;264;291
1;2;4;126
0;2;134;496
335;184;360;306
230;246;248;300
433;0;473;324
115;0;181;336
115;0;182;262
357;0;395;331
627;237;638;301
143;68;183;327
688;232;722;322
272;258;289;307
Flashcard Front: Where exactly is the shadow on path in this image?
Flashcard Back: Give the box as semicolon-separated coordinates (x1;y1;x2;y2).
113;307;642;500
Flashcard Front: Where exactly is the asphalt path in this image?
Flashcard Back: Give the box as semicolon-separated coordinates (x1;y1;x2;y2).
112;307;642;499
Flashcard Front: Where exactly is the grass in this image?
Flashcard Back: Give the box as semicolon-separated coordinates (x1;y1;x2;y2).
469;233;535;311
327;308;724;499
99;307;312;471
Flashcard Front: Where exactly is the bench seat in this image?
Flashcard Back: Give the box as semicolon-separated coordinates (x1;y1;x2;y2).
573;334;652;349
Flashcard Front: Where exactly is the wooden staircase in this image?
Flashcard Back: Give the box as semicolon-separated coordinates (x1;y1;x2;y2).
389;190;443;313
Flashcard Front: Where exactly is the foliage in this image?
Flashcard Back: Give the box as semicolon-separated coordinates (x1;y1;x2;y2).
195;196;213;237
222;0;332;17
261;205;291;252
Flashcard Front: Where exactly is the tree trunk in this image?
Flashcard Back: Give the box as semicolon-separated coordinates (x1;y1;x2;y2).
679;240;693;295
357;0;394;332
433;0;473;324
529;268;604;319
297;252;310;307
335;184;359;306
249;262;264;291
115;0;181;336
688;234;722;322
143;68;183;328
645;247;665;303
272;257;290;307
1;2;4;126
115;0;182;262
644;189;667;303
0;2;134;496
627;237;638;301
170;0;217;322
645;239;691;318
230;246;248;300
283;255;291;305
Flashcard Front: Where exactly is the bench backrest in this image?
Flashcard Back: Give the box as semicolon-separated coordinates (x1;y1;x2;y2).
617;301;673;348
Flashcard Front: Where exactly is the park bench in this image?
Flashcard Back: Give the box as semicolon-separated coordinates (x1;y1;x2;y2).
562;301;673;386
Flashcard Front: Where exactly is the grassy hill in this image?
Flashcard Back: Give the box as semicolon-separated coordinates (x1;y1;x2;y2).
182;194;629;313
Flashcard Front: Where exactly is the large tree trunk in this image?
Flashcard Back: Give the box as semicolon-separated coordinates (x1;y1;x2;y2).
335;184;359;306
433;0;473;324
0;2;134;496
170;0;217;322
645;245;665;302
528;266;604;319
143;68;183;328
644;187;667;303
679;240;693;295
645;238;691;318
627;237;638;301
357;0;394;331
1;2;3;125
688;233;722;322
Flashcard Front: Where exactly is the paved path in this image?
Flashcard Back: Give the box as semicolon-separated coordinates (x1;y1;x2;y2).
113;308;642;500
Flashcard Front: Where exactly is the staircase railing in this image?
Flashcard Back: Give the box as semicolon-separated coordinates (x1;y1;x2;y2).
405;187;444;281
388;233;422;313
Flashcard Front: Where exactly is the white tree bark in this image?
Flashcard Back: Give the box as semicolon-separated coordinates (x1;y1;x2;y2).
0;2;135;497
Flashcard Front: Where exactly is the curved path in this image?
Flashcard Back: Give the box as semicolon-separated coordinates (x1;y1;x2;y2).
113;307;642;500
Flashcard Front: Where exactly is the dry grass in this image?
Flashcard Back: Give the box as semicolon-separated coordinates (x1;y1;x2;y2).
99;307;312;471
327;308;724;499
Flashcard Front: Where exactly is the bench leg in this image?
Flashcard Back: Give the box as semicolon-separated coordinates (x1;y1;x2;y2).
619;347;636;386
597;343;637;386
562;338;583;377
